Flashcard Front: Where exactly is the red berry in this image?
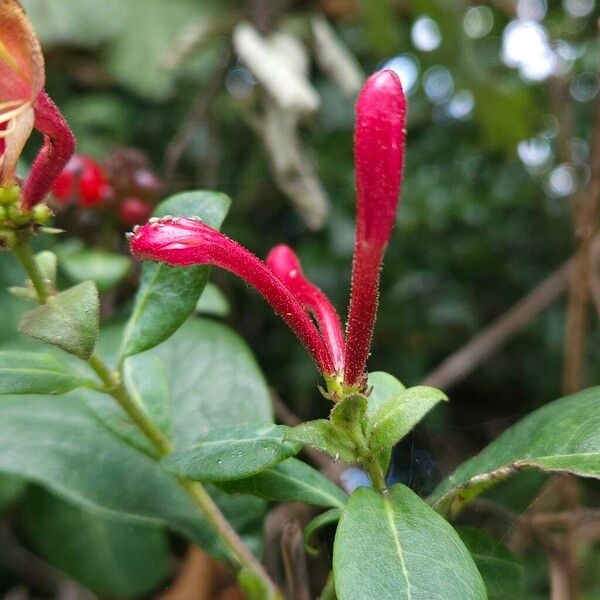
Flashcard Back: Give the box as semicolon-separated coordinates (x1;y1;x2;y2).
79;157;111;207
51;155;111;207
119;196;152;226
51;155;83;203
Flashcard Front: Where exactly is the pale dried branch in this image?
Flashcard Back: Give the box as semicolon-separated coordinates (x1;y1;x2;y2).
311;16;364;97
233;22;319;114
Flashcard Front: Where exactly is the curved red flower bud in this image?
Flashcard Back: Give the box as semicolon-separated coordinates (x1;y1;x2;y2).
21;92;75;209
130;217;334;375
344;69;407;387
267;244;344;372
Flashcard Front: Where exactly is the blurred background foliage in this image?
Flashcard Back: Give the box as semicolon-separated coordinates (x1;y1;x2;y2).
1;0;599;597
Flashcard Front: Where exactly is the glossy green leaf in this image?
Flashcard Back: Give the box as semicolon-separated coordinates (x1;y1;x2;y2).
18;281;99;359
196;282;230;317
218;458;347;508
285;419;358;464
120;191;230;358
124;353;172;438
0;395;264;559
367;386;448;454
60;249;131;292
333;485;486;600
430;387;600;516
366;371;406;417
456;527;524;600
0;351;95;395
304;508;342;556
162;423;300;482
24;486;169;596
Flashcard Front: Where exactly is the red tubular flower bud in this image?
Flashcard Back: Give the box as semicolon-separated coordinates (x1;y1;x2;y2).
344;69;407;387
130;217;335;375
266;244;345;372
21;92;75;209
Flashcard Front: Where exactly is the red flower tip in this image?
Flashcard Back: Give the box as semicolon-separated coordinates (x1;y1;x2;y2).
130;217;335;375
344;69;407;387
267;244;345;372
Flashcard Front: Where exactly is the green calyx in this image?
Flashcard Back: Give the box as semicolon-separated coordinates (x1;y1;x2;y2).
0;184;20;206
0;188;54;243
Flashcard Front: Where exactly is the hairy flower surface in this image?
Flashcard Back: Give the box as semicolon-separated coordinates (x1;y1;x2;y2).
130;217;335;375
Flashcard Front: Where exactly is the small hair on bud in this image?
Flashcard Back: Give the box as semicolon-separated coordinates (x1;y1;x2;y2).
124;232;134;241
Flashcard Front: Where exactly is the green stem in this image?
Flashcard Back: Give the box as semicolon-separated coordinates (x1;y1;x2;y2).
13;234;280;599
12;237;52;303
343;409;387;492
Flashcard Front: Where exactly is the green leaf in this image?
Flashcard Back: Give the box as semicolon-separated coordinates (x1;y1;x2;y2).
285;419;358;464
196;282;230;317
60;249;131;292
367;386;448;454
120;191;230;358
218;458;348;508
0;395;264;559
430;387;600;517
330;393;367;429
456;527;524;600
18;281;99;359
162;423;300;482
333;485;486;600
0;351;95;395
0;475;26;515
366;371;406;417
303;508;342;556
24;486;169;597
0;319;273;559
123;353;172;438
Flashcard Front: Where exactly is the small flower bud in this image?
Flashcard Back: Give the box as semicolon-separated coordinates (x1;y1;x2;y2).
32;203;53;225
0;185;20;206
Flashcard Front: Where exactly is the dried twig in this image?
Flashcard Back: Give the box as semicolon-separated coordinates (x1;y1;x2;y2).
163;52;232;184
280;521;311;600
562;65;600;395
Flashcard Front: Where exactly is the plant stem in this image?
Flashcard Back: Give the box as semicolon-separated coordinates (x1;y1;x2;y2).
12;237;51;303
12;234;280;599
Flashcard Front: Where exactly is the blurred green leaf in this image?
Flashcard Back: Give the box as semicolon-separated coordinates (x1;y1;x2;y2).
456;527;524;600
196;282;230;317
59;249;131;292
24;486;169;596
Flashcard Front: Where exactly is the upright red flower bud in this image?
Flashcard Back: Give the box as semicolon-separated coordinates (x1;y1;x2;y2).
344;69;406;387
266;244;345;372
130;217;335;376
